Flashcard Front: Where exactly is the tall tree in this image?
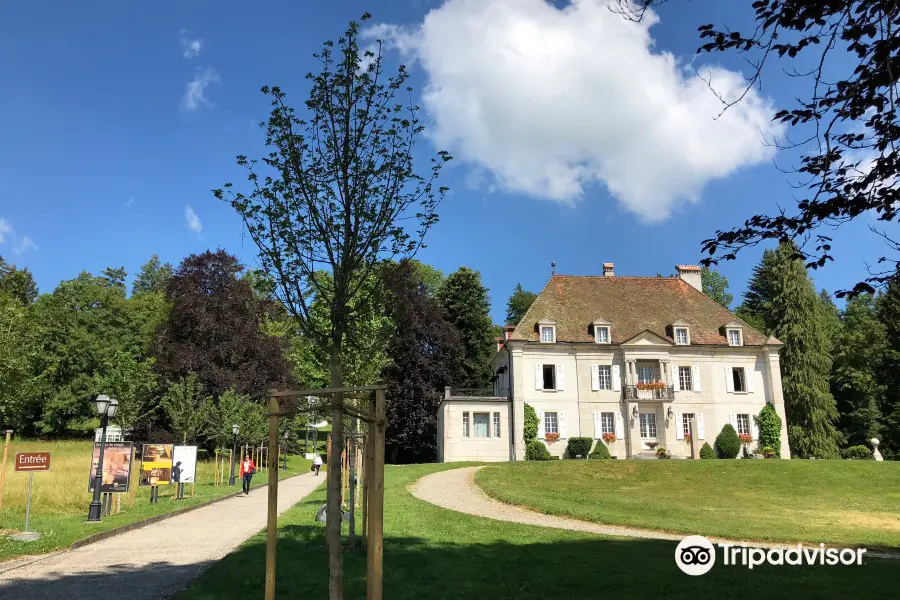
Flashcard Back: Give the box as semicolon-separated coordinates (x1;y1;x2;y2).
213;15;450;596
0;264;38;305
101;266;128;294
0;290;31;430
618;1;900;296
877;271;900;458
161;373;212;444
438;267;494;388
505;283;538;325
133;255;173;295
382;261;463;463
700;266;733;309
741;242;841;458
818;289;843;351
832;294;885;447
92;351;159;435
152;250;294;398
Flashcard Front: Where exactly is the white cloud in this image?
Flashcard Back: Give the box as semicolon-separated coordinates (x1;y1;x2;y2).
0;217;37;254
179;30;203;59
185;205;203;235
181;67;220;111
372;0;783;222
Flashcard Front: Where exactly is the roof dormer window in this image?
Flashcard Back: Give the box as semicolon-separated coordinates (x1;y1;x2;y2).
727;328;742;347
675;328;689;345
538;319;556;344
593;318;611;344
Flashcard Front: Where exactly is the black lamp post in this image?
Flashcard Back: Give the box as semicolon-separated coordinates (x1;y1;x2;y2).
282;431;289;471
88;394;118;522
228;423;239;486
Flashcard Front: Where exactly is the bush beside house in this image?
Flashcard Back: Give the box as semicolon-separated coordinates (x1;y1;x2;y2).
699;442;715;459
716;424;741;459
589;441;612;459
757;403;782;457
566;437;592;459
841;445;873;460
526;439;551;461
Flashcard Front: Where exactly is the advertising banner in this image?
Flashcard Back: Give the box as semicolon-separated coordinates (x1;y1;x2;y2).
139;443;174;486
88;442;133;493
172;446;198;483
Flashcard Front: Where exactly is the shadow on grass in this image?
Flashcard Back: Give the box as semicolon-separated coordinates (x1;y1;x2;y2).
176;524;897;600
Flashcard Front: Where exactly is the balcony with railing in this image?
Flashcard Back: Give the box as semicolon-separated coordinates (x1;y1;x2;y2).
624;383;675;401
444;386;509;400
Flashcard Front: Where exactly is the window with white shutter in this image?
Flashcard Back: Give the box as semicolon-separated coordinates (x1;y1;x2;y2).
612;365;622;392
555;364;565;391
598;366;611;390
692;365;701;391
614;412;625;439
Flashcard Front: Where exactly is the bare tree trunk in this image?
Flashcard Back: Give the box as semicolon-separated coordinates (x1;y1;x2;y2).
327;326;345;600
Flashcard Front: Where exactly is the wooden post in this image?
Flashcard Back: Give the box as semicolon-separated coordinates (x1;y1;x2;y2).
362;432;370;546
0;430;11;510
264;395;280;600
366;388;385;600
220;450;226;486
129;446;137;508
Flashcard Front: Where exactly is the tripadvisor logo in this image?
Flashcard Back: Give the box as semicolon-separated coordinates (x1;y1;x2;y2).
675;536;867;576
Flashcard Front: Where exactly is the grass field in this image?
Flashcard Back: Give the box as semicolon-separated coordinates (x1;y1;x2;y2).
0;439;317;561
176;464;897;600
475;460;900;548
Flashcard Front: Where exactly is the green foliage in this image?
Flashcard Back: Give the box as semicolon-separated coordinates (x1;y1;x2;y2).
132;255;173;295
0;265;38;305
438;267;495;387
589;441;612;459
525;439;551;461
523;403;539;441
741;242;840;458
757;403;782;457
841;445;873;461
715;424;741;459
699;442;715;459
100;266;128;294
761;445;776;457
700;266;733;309
877;271;900;459
0;291;31;429
161;373;212;443
92;351;159;433
505;283;538;326
818;289;843;350
566;437;592;459
832;294;885;447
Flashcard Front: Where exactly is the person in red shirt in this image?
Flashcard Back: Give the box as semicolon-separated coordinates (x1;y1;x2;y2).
239;455;256;496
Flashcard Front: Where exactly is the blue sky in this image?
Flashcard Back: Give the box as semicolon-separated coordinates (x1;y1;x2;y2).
0;0;884;323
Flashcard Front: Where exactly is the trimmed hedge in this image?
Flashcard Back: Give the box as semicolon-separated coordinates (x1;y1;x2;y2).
715;424;741;459
699;442;715;459
589;441;612;459
757;403;782;457
524;403;539;441
566;437;593;459
525;439;551;461
841;445;873;460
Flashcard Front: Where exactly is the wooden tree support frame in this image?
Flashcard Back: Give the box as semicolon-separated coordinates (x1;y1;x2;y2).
264;385;386;600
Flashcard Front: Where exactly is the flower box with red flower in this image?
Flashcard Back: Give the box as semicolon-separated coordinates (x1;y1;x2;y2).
545;432;560;443
601;432;617;444
684;433;692;444
739;433;753;444
636;382;666;391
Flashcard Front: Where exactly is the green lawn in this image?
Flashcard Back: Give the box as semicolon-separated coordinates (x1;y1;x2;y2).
0;439;312;561
177;464;897;600
476;460;900;548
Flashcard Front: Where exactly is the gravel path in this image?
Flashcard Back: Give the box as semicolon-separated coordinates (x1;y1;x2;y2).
0;473;323;599
411;466;900;558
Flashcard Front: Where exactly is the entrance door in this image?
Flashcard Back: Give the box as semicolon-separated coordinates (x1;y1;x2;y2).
639;411;658;450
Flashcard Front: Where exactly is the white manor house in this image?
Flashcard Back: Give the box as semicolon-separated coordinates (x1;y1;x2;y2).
437;263;791;462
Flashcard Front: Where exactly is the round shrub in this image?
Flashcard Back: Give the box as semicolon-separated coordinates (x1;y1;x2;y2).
523;403;539;441
566;437;593;459
699;442;715;459
761;445;776;458
525;439;551;461
841;445;873;460
715;424;741;459
589;441;612;459
757;403;782;457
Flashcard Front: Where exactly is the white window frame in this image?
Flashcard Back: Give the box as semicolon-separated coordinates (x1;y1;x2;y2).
544;412;559;435
674;327;690;345
727;328;743;347
473;412;490;438
542;364;557;390
600;412;615;435
493;412;501;438
678;366;692;391
462;412;470;438
682;413;695;438
736;413;751;436
597;365;612;390
637;365;653;384
732;367;747;392
595;326;610;344
540;325;556;343
639;413;657;438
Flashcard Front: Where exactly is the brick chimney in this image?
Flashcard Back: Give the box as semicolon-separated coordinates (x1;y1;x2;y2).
503;325;517;341
603;263;614;277
675;265;702;291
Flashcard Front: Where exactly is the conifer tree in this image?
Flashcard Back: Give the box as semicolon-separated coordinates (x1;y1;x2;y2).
505;283;538;326
877;271;900;458
741;242;840;458
438;267;495;388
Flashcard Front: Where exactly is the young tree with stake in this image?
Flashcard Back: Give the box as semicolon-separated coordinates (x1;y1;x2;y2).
214;14;451;599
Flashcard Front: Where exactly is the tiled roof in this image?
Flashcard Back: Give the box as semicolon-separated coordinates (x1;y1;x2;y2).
509;275;771;346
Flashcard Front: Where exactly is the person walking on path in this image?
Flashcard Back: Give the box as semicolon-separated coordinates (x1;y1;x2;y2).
313;454;323;476
173;461;184;500
239;454;256;496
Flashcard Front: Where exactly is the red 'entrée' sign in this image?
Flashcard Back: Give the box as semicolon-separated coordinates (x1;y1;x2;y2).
15;452;51;472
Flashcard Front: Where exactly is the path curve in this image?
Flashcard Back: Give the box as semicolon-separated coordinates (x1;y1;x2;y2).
0;473;323;599
411;466;900;558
